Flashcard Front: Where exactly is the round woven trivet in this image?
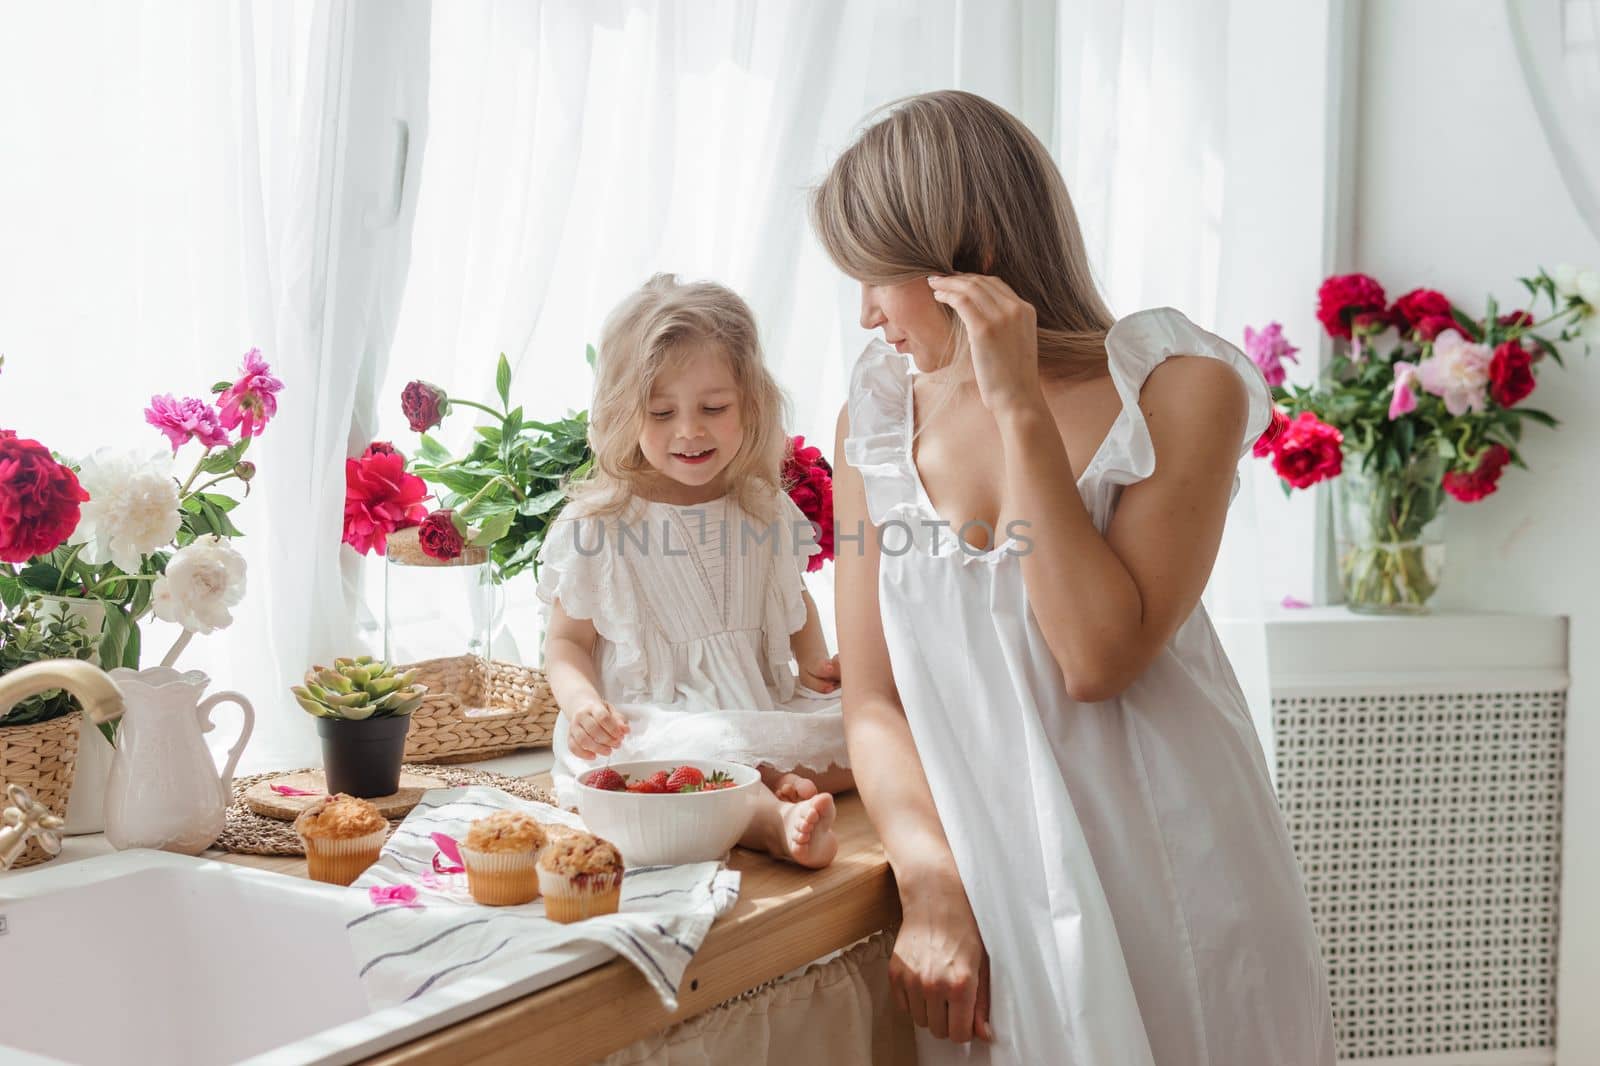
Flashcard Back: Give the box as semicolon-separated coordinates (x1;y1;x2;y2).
216;765;557;857
242;770;448;821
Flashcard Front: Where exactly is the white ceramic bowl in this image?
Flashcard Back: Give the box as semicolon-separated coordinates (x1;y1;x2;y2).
573;759;761;867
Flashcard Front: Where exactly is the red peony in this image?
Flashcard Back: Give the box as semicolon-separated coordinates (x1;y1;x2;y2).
401;380;449;433
418;508;465;560
1253;407;1290;458
1270;412;1344;489
1392;288;1452;328
0;430;89;563
1415;314;1457;341
782;434;834;571
1442;444;1511;503
1316;274;1387;340
1499;309;1535;330
1488;342;1535;407
362;441;400;459
343;449;429;555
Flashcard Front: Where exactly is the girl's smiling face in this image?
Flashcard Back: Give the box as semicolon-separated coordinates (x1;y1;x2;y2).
637;341;744;501
859;278;954;372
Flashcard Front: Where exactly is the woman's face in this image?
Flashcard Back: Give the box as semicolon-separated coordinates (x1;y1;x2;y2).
859;279;954;373
636;341;744;499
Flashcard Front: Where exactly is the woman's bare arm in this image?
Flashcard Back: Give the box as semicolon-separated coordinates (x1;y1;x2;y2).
998;358;1246;701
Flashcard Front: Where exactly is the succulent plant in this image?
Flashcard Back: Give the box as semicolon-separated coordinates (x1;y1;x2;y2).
291;655;426;720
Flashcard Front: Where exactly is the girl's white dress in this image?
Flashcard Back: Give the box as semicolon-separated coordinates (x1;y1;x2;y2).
537;488;848;808
844;308;1335;1065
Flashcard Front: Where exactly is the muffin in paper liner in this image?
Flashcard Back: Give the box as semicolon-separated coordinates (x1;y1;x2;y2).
300;826;389;886
460;844;543;906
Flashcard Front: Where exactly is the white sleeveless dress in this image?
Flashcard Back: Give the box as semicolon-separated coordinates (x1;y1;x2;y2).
537;488;849;808
843;307;1335;1065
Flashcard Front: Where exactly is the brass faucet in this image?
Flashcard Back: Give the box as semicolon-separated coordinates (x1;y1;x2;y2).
0;659;127;870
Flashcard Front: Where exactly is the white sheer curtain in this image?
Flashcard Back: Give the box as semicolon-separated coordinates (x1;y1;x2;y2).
1052;0;1338;761
0;0;431;773
370;0;1067;658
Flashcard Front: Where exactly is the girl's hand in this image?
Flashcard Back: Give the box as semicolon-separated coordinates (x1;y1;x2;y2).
927;274;1042;417
890;875;996;1044
567;697;629;759
798;654;841;693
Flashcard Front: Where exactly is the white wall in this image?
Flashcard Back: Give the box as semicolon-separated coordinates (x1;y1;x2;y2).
1354;2;1600;1061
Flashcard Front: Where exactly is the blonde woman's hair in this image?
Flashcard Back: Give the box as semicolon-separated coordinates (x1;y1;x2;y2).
564;273;790;522
811;90;1114;382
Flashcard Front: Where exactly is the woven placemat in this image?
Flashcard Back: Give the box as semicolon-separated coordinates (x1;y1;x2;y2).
216;764;558;857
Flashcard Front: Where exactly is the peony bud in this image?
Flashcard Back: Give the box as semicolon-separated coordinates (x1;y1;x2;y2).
401;380;449;433
233;460;256;481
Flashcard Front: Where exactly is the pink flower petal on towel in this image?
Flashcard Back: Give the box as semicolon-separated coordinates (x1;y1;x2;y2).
271;783;322;796
1281;595;1311;609
369;884;419;907
431;832;466;874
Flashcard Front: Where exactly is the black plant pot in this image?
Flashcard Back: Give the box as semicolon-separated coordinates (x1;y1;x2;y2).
316;715;411;798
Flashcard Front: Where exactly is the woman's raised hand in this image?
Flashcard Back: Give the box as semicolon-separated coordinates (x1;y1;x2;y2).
890;874;996;1044
927;273;1042;417
567;697;629;759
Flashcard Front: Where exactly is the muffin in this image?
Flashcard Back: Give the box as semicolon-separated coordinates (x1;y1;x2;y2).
460;810;549;906
537;832;625;923
294;793;389;886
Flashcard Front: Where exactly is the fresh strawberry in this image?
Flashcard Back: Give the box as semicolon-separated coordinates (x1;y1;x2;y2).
625;781;650;793
648;770;671;788
631;778;668;794
665;765;705;792
585;767;627;792
704;770;735;791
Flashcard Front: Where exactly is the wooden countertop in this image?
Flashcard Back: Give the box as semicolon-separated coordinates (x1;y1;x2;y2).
217;785;899;1066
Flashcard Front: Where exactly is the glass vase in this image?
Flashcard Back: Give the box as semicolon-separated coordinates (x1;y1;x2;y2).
382;527;496;666
1333;450;1446;615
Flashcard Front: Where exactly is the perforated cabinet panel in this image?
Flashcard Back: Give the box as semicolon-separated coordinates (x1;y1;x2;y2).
1273;689;1566;1060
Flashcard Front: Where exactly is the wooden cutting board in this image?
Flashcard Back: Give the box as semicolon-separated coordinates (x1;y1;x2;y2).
242;769;446;821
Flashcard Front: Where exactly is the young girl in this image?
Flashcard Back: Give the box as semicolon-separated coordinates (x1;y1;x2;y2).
537;273;852;869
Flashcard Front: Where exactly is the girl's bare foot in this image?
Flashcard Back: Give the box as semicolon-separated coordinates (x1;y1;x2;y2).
779;793;838;869
772;771;819;803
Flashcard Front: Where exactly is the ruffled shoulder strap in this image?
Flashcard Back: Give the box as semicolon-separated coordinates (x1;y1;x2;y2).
1096;307;1272;488
842;339;921;528
535;506;654;699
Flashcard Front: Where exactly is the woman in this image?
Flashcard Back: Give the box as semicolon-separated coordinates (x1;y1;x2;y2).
814;90;1335;1064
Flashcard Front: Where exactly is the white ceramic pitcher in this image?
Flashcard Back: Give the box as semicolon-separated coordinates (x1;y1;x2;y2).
103;667;254;855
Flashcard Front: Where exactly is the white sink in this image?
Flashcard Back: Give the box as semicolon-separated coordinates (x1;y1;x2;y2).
0;850;611;1065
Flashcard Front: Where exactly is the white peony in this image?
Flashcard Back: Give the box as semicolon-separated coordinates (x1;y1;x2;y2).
1552;263;1581;297
69;448;183;573
1578;269;1600;308
151;535;246;634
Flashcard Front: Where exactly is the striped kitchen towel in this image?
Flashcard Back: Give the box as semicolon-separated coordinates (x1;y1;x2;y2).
347;786;741;1011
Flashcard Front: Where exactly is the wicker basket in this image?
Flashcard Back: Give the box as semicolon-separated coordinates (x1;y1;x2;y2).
0;711;81;868
401;655;560;764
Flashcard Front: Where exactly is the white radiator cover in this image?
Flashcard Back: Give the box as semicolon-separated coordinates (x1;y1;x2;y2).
1266;609;1569;1065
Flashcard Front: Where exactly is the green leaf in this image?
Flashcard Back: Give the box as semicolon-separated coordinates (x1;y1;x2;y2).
1516;407;1560;429
517;488;567;517
98;607;128;669
211;380;233;393
197;491;239;513
18;564;64;593
469;511;515;547
1449;309;1482;341
199;439;250;475
586;343;597;370
496;353;512;409
0;574;23;610
1528;334;1566;368
474;425;504;445
122;620;141;669
417;433;453;465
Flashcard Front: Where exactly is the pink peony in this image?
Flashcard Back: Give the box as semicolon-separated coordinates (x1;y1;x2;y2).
343;449;429;555
1243;323;1300;388
1416;330;1491;416
1388;361;1420;420
216;348;284;439
145;394;230;453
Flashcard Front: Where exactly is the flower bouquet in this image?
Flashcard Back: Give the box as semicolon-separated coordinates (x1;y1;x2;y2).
0;348;280;692
783;434;835;572
1249;266;1596;613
